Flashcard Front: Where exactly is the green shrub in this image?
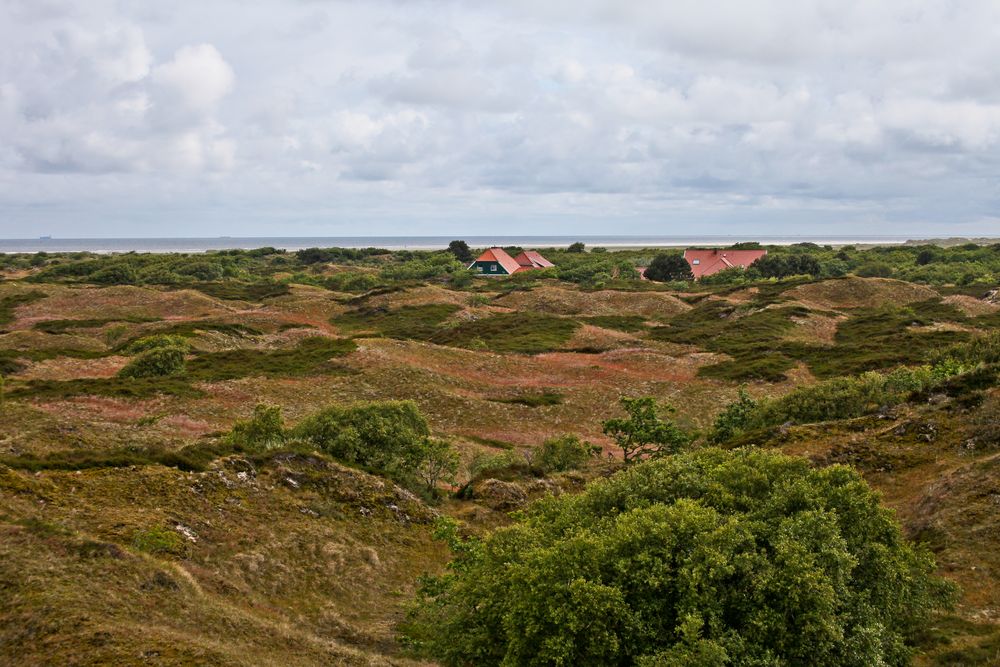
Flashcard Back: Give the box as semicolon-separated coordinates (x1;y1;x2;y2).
405;448;955;666
333;304;461;340
467;450;526;481
709;386;760;443
534;434;596;473
132;526;187;556
226;404;287;451
123;334;192;355
292;400;431;482
416;438;460;496
491;391;563;407
117;346;187;379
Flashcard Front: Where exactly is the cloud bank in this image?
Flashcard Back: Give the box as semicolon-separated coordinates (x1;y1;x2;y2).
1;0;999;237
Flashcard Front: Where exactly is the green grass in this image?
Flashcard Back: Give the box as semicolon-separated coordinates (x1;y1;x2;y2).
489;391;563;407
32;316;160;334
0;290;46;326
649;302;807;381
10;376;204;400
430;312;579;354
782;299;972;378
0;440;239;473
579;315;649;332
185;336;356;381
114;321;263;350
332;303;461;340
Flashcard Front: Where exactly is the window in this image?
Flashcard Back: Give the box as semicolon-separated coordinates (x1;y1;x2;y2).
491;264;497;272
692;259;700;265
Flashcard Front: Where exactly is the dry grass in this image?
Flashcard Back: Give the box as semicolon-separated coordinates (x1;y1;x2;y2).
0;454;445;665
493;285;689;318
786;277;940;310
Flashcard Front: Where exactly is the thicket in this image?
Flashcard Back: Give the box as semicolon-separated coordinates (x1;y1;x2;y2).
117;346;187;379
405;448;956;666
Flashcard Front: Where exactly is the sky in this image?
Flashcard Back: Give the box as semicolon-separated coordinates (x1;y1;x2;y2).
1;0;999;239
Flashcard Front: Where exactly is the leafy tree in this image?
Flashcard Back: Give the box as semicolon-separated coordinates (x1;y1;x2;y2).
404;448;957;666
117;346;186;378
644;253;694;282
601;397;691;462
534;434;597;473
416;438;460;496
446;240;473;263
566;242;586;253
226;404;286;450
708;386;760;443
751;253;821;278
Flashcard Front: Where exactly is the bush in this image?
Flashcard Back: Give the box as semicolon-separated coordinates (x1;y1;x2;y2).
90;264;138;285
856;262;893;278
566;242;586;253
534;434;595;473
123;334;191;355
644;253;693;282
132;526;187;556
292;400;431;481
709;386;759;443
117;346;186;379
226;404;286;451
406;448;956;666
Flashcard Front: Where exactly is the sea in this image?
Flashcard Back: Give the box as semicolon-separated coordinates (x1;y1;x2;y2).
0;235;922;254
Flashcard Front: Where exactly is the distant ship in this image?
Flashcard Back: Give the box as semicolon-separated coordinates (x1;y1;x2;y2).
39;235;52;240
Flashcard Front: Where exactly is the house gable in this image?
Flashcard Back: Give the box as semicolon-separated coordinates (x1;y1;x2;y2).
683;248;767;279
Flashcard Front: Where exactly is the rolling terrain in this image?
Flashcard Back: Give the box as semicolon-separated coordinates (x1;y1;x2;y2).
1;248;999;665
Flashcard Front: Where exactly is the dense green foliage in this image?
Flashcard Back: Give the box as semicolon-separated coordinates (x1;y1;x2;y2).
601;397;691;462
117;346;187;379
292;400;454;492
226;404;287;451
333;304;462;340
185;336;356;381
405;448;955;666
644;253;694;282
533;434;596;473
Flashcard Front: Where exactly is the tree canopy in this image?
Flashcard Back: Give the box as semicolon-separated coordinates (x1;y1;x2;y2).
644;253;694;282
601;396;691;462
404;448;956;666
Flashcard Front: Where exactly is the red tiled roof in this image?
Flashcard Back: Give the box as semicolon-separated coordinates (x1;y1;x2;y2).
512;250;555;269
683;248;767;278
471;247;523;275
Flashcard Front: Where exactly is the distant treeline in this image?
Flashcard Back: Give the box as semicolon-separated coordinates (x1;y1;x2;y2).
2;240;998;292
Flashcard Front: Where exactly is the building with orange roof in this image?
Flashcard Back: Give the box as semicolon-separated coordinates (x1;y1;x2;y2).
683;248;767;279
469;247;553;276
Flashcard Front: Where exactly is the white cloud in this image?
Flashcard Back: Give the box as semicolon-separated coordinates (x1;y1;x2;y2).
1;0;1000;236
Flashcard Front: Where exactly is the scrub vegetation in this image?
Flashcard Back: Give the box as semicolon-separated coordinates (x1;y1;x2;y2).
1;239;998;665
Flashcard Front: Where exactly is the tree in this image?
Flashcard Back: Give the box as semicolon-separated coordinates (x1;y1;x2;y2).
708;386;760;443
447;240;472;263
415;438;459;496
566;242;586;253
601;397;691;462
644;253;693;282
404;448;957;666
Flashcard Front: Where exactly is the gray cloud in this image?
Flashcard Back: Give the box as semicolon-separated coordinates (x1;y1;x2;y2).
1;0;999;236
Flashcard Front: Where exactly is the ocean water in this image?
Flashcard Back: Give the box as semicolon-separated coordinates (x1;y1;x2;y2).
0;235;917;254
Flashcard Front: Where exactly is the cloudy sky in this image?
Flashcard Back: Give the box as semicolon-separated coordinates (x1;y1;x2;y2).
1;0;999;238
